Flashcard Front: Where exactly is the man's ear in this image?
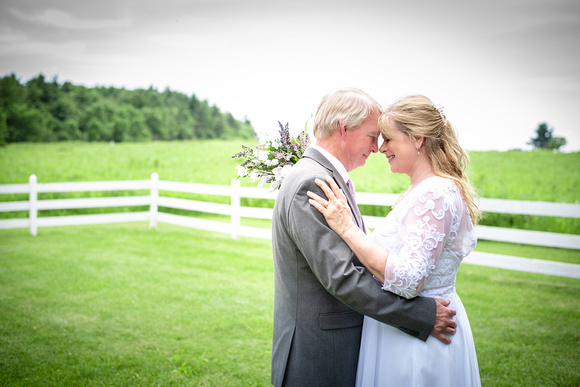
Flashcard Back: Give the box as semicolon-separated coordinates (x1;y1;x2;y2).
338;119;348;140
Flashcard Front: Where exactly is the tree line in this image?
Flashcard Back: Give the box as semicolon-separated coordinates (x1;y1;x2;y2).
0;73;255;144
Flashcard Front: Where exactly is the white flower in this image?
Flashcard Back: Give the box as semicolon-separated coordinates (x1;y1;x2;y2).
257;176;266;188
235;165;247;177
258;175;274;188
273;164;293;181
249;171;260;182
270;180;282;190
280;164;293;178
257;150;269;163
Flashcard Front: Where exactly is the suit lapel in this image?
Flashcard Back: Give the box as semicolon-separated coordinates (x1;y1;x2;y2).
303;148;365;231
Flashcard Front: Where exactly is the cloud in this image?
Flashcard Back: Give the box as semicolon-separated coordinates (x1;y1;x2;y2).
10;8;132;30
0;0;578;151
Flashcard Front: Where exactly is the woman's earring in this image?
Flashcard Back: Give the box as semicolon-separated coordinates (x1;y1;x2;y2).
417;149;421;155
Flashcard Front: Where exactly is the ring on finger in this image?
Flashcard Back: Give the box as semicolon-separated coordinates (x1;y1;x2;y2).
323;200;328;208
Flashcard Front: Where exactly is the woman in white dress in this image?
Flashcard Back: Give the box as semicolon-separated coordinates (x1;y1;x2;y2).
308;95;481;386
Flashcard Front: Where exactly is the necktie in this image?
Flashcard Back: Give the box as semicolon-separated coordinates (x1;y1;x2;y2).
346;179;356;205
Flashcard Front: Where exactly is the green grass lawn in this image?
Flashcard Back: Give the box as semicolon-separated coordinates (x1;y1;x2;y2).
0;223;274;386
1;223;579;386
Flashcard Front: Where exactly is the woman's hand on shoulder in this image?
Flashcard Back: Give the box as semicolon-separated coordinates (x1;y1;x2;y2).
307;175;355;237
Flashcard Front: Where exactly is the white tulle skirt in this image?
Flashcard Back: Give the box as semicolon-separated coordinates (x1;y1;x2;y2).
356;292;481;387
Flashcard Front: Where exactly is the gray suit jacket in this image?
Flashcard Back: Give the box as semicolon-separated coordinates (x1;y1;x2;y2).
271;147;436;387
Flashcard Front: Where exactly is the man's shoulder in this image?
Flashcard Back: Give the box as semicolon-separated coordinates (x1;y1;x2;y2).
285;155;330;186
275;160;323;205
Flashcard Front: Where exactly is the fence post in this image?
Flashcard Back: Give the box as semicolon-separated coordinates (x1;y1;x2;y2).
150;172;159;229
231;178;241;240
29;174;37;236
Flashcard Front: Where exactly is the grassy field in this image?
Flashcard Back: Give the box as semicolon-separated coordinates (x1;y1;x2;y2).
0;223;273;386
1;223;579;386
0;141;246;185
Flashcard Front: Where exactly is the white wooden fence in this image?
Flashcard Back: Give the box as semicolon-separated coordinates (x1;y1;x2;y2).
1;173;579;278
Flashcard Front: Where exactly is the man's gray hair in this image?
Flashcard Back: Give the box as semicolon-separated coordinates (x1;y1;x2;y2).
312;88;382;139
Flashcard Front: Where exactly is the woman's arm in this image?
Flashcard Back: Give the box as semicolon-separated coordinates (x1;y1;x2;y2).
307;176;388;279
380;187;452;298
308;175;454;299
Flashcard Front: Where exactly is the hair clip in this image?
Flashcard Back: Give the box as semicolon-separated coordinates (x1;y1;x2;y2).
433;105;446;123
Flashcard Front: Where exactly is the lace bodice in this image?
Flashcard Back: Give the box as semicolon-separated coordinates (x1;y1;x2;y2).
372;177;477;299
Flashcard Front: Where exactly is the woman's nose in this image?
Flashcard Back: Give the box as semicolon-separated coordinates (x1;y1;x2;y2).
379;141;388;154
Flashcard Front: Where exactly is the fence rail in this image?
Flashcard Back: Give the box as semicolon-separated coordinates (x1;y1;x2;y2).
1;174;579;278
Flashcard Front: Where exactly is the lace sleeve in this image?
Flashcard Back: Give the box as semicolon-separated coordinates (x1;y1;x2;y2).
381;188;455;299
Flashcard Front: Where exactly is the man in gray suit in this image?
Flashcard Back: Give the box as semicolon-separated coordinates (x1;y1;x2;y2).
271;88;457;386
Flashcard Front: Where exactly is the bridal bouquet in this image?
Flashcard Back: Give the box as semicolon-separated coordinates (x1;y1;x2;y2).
232;121;310;189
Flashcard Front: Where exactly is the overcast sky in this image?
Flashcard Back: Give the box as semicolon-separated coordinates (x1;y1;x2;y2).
1;0;578;151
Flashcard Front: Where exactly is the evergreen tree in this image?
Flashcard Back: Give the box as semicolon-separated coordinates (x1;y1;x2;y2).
0;110;7;145
0;73;255;143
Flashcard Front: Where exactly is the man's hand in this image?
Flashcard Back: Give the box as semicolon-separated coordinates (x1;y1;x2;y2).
430;298;457;344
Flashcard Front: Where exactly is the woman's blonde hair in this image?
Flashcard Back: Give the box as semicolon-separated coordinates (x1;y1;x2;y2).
380;94;481;225
313;88;382;139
